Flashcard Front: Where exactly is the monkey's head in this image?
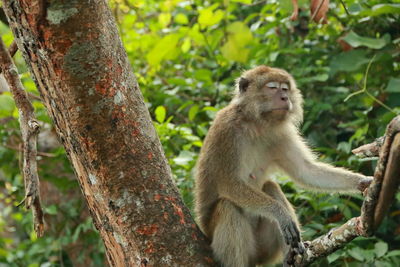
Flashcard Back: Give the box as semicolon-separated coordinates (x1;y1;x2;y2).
234;65;303;126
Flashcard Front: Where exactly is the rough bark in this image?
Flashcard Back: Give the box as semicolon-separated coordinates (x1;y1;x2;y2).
2;0;214;266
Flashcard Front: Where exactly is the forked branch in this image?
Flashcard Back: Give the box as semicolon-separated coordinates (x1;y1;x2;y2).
291;115;400;266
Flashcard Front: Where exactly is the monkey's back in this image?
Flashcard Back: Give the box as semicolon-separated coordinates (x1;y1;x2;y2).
194;105;243;237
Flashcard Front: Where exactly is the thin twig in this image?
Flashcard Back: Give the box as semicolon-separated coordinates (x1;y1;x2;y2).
339;0;350;16
3;144;56;157
0;37;44;237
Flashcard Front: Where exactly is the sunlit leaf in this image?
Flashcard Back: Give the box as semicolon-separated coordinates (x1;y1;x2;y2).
188;105;199;121
175;13;189;25
158;13;171;27
155;106;166;123
181;37;191;53
146;33;181;66
198;7;224;28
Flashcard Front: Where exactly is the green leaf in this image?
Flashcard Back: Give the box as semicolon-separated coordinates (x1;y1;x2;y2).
188;105;199;121
221;22;253;62
386;250;400;257
359;4;400;17
385;77;400;93
194;69;212;82
158;13;171;27
173;150;196;167
45;205;58;215
181;37;191;53
329;50;370;75
375;242;388;258
327;251;342;263
175;13;189;25
155;106;166;123
231;0;252;4
0;94;16;114
342;31;389;49
198;7;224;28
146;33;181;66
347;247;365;261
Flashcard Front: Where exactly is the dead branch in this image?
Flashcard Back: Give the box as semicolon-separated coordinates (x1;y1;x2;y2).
290;115;400;266
0;38;44;237
352;136;385;158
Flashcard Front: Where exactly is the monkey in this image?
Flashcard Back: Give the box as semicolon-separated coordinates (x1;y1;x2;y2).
194;65;373;267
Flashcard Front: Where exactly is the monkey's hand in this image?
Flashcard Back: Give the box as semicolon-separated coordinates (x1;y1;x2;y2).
279;215;304;254
357;176;374;193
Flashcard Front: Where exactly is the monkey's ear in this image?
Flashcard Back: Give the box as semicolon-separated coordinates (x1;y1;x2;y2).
238;77;249;93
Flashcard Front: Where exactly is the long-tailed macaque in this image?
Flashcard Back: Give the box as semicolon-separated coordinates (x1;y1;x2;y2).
194;66;372;267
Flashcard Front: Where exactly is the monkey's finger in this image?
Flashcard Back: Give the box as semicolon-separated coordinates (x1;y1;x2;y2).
297;241;305;254
288;224;300;244
284;228;292;245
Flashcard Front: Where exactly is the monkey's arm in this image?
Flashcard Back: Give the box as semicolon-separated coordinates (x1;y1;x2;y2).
276;133;372;193
218;178;302;249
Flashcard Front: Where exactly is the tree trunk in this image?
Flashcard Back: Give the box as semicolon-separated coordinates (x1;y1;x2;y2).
2;0;214;266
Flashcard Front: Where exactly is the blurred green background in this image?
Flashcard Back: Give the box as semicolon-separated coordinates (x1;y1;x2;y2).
1;0;400;266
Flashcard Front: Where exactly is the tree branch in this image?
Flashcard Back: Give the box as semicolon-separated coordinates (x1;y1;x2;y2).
289;115;400;266
0;37;44;237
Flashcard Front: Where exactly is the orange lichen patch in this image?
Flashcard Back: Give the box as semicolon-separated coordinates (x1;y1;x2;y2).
111;107;126;120
95;77;115;97
136;224;159;236
171;202;185;225
191;232;198;240
108;86;116;97
95;82;107;95
131;128;140;137
144;241;155;254
154;194;161;201
205;257;214;263
54;38;73;54
163;196;177;202
81;136;96;151
147;152;153;160
163;212;169;221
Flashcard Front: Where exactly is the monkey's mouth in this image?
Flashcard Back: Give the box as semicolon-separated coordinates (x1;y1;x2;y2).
270;108;289;111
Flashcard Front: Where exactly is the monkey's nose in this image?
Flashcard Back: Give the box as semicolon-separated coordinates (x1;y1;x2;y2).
281;96;288;101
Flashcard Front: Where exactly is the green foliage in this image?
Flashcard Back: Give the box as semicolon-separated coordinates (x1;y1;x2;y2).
1;0;400;265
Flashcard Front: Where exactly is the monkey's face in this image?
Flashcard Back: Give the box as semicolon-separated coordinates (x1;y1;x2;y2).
236;66;303;125
258;79;293;119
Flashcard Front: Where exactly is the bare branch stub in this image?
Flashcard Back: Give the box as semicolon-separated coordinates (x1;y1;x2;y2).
352;136;385;158
0;38;44;237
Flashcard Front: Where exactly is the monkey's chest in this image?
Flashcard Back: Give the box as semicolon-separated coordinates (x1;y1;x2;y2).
242;147;273;187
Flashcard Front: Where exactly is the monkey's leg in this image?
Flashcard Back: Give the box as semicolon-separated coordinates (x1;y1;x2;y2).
211;199;256;267
254;180;299;265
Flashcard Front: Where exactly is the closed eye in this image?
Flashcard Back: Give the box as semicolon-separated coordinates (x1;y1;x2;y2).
281;83;289;90
266;82;279;89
